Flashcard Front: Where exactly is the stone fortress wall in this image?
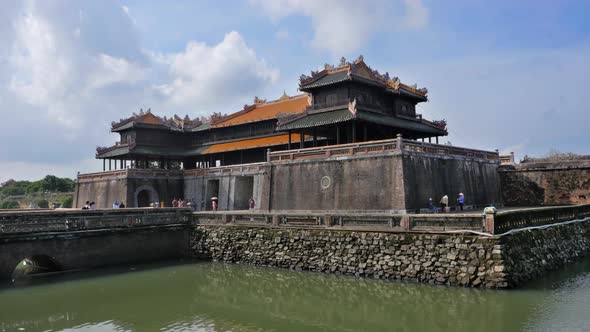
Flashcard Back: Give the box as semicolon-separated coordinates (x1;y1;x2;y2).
75;169;184;209
499;156;590;206
76;138;503;211
190;218;590;288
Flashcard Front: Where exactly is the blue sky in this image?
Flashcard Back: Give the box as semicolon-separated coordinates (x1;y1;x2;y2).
0;0;589;181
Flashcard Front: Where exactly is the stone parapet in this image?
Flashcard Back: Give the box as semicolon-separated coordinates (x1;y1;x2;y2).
0;208;192;236
267;137;499;164
193;211;486;233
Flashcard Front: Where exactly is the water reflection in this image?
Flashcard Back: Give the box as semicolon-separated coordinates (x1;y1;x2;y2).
0;259;589;332
522;259;590;332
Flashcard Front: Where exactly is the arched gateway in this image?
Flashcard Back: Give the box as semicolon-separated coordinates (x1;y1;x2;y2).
133;185;159;207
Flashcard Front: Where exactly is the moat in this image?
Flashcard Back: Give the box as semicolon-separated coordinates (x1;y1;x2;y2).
1;259;590;332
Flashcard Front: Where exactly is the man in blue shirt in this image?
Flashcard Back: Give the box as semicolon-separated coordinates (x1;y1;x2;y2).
457;193;465;211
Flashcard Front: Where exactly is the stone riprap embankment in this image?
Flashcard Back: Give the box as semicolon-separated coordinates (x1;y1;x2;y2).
500;221;590;285
191;226;507;288
191;219;590;288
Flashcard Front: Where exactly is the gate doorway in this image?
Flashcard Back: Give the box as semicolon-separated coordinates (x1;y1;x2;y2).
133;185;159;208
137;190;151;207
234;176;254;210
206;179;220;210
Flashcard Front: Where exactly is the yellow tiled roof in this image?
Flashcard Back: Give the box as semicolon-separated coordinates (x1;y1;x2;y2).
212;94;309;128
202;133;305;154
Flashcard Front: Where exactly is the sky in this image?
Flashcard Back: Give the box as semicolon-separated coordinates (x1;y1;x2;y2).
0;0;589;182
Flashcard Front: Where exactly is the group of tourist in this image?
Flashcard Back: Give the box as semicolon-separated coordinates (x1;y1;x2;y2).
112;200;125;208
427;193;465;213
81;200;126;210
81;201;96;210
81;196;255;211
209;197;254;212
172;198;195;210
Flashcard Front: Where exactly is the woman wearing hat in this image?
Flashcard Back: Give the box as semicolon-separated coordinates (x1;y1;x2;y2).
457;193;465;211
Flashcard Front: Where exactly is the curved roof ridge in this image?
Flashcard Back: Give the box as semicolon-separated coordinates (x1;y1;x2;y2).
256;93;308;107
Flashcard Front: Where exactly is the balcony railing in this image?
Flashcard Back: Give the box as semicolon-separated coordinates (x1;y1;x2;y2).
184;162;267;177
310;98;350;110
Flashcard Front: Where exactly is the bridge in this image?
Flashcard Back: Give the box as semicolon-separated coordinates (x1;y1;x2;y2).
0;208;192;281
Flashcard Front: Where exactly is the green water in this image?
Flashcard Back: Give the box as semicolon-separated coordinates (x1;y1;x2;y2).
1;259;590;332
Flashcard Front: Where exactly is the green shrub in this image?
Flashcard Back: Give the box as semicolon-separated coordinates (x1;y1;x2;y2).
61;196;73;208
35;199;49;209
0;200;20;209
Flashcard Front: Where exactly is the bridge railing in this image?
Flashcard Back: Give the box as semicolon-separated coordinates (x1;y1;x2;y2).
0;208;192;235
192;211;486;232
493;204;590;234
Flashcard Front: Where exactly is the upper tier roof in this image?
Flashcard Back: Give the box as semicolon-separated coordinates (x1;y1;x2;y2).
211;94;310;128
299;55;428;100
111;109;203;132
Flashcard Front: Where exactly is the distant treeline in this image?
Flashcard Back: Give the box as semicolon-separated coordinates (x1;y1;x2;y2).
0;175;75;209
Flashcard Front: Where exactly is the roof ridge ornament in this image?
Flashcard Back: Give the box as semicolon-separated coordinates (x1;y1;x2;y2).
253;96;266;104
279;90;289;100
339;56;347;67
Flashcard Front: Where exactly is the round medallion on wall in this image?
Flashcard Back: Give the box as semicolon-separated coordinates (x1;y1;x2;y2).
320;176;332;189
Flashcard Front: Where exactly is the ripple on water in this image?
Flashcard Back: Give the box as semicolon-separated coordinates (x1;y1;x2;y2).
0;259;589;332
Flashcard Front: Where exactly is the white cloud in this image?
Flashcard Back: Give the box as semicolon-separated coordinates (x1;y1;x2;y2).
250;0;429;54
275;29;289;40
9;7;76;127
86;54;146;91
7;1;147;129
0;1;282;180
403;0;429;29
153;31;279;113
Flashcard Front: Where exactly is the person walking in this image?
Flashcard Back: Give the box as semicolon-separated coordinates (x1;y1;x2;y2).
178;198;184;207
248;197;255;211
427;198;434;213
440;195;448;213
457;193;465;211
112;200;120;209
172;198;178;207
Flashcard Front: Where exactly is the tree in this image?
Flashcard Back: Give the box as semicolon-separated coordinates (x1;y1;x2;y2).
61;196;73;208
0;181;31;197
25;175;74;194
